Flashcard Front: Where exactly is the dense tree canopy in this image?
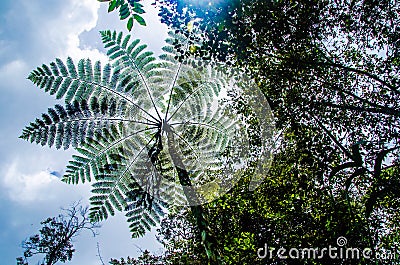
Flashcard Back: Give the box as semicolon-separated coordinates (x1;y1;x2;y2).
104;0;400;263
152;0;400;228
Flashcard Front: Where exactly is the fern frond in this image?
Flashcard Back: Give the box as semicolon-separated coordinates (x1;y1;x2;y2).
100;30;167;114
28;57;156;124
125;183;166;237
20;97;136;150
86;131;162;222
62;125;158;184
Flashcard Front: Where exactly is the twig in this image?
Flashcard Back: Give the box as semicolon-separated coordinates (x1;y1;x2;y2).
97;242;105;265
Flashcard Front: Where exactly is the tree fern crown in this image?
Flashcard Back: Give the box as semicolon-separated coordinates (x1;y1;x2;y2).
21;30;274;238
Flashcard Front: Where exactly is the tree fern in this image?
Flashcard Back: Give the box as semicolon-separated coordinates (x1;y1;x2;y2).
21;30;273;262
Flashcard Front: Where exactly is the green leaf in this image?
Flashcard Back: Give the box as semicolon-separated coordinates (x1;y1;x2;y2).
133;14;146;26
133;3;145;14
108;0;117;12
133;2;144;9
119;3;130;20
127;17;134;31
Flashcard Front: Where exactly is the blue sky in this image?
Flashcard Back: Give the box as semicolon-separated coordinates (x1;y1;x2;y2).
0;0;169;263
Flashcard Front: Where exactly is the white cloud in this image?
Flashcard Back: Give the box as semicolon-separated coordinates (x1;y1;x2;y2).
0;59;28;87
0;0;107;65
0;154;91;204
3;160;64;203
61;0;108;62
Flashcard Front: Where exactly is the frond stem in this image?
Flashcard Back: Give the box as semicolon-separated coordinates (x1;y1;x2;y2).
108;37;163;122
170;121;227;135
166;80;216;123
90;127;158;164
165;62;183;121
66;76;159;123
164;37;191;121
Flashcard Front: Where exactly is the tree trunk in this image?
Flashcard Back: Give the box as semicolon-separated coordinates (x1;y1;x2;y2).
165;125;223;264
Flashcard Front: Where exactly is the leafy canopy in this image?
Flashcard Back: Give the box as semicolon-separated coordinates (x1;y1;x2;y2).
17;203;98;265
98;0;147;30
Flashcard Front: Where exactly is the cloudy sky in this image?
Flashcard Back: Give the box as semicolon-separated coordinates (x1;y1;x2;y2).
0;0;169;263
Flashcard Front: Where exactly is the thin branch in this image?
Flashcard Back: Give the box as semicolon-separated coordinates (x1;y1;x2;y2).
97;242;105;265
308;111;354;160
308;111;374;177
313;74;395;113
320;101;400;117
321;61;399;95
